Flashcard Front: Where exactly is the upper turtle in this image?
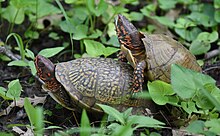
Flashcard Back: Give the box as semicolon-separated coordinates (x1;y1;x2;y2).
115;14;202;94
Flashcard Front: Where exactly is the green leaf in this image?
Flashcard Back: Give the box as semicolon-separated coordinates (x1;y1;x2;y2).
38;47;65;58
28;61;37;75
103;47;119;57
59;20;76;33
2;5;25;24
174;18;196;29
84;40;119;57
72;25;88;40
24;30;39;39
25;49;35;60
188;10;217;27
87;0;108;16
174;27;201;41
190;39;210;55
0;87;13;100
6;33;25;60
197;31;218;43
84;40;104;57
181;101;197;115
128;115;165;128
24;98;44;135
205;119;220;134
186;120;205;134
140;4;156;17
148;80;178;105
153;16;174;27
80;110;91;136
28;0;61;20
158;0;177;10
98;104;125;125
88;29;102;39
129;12;144;21
198;85;220;112
8;60;28;66
171;64;215;99
7;79;22;100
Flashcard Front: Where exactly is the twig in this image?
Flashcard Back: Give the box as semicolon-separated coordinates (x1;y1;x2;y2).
204;49;220;60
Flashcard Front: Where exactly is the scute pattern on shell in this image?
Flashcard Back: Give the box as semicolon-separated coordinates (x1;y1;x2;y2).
144;34;202;82
54;58;150;112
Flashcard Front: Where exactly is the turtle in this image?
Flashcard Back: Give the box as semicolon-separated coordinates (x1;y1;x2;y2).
34;55;154;114
115;14;202;94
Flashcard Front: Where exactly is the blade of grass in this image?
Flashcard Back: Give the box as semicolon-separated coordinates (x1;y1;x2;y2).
6;33;25;60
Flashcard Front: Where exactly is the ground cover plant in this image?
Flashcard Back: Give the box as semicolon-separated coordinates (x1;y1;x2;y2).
0;0;220;135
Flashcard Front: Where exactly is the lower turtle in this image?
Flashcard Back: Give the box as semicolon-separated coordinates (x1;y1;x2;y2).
34;55;155;114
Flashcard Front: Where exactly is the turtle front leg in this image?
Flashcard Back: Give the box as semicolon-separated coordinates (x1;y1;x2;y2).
132;60;146;94
117;51;128;62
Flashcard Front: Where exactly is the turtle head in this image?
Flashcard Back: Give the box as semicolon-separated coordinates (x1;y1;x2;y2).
115;14;144;50
35;55;60;92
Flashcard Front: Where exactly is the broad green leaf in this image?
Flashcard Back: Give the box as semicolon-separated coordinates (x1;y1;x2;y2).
113;6;128;14
205;119;220;134
190;39;210;55
103;47;119;57
28;0;61;20
171;64;215;99
129;12;143;21
49;32;59;40
64;0;77;4
188;10;217;27
174;27;201;41
24;30;39;39
98;104;125;125
25;49;35;60
215;0;220;8
8;60;28;66
186;120;205;134
87;0;108;16
7;79;22;100
111;124;133;136
88;29;102;39
59;20;76;33
0;87;13;100
28;61;37;75
24;98;44;134
2;5;25;24
174;18;196;29
197;31;218;43
0;54;11;61
128;115;165;128
214;10;220;22
148;80;178;105
153;16;174;27
38;47;65;58
181;101;197;115
158;0;177;10
80;110;91;136
198;85;220;112
141;4;156;17
72;25;88;40
84;40;104;57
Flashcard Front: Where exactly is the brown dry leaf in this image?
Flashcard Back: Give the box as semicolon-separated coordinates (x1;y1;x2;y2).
0;95;46;117
12;126;34;136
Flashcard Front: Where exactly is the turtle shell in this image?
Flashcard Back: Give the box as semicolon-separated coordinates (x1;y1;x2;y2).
55;58;152;113
143;34;202;82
